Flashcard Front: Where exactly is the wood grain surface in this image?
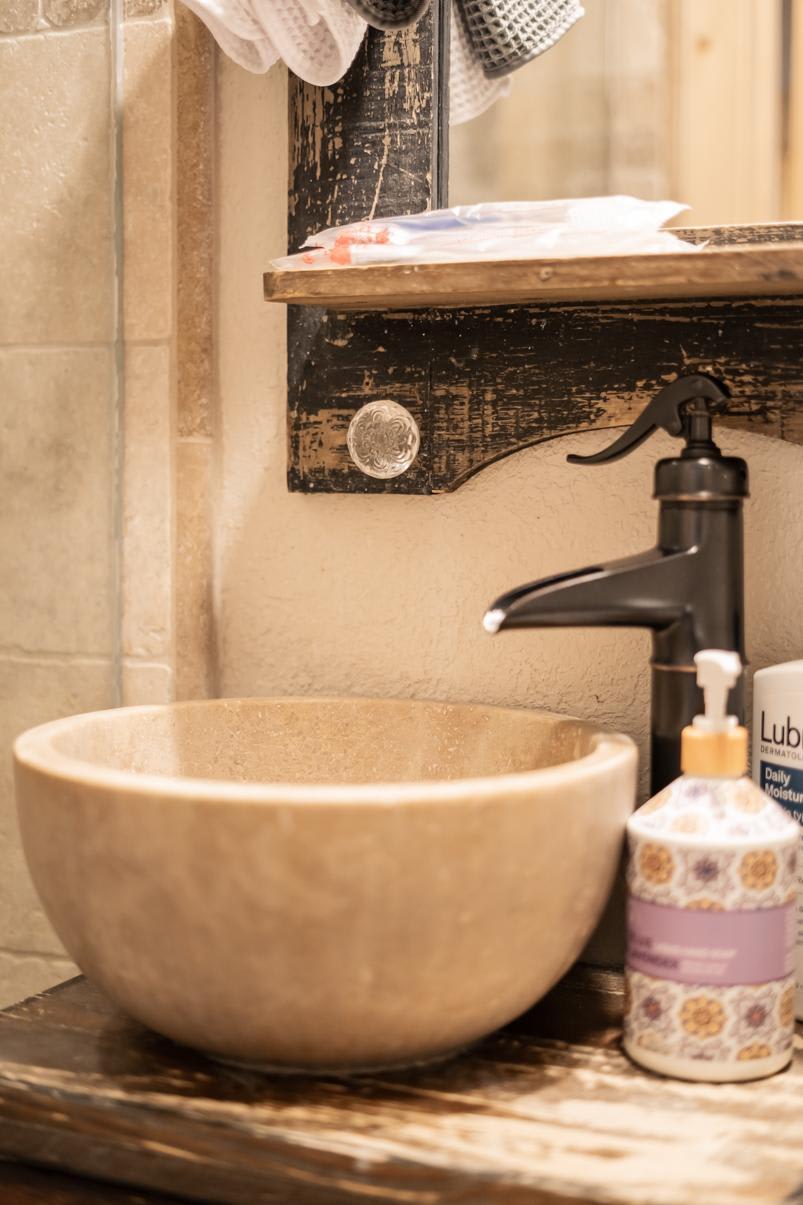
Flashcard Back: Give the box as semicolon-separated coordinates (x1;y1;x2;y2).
0;1161;184;1204
267;240;803;310
0;970;801;1204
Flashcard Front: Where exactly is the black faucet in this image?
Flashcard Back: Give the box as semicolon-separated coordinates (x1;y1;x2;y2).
484;374;747;795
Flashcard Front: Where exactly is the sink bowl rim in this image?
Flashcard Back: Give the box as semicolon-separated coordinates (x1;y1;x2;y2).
14;695;636;807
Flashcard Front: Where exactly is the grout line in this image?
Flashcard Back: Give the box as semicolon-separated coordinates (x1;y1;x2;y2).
124;337;174;348
121;657;174;671
120;660;173;679
0;21;109;41
0;340;172;356
0;651;175;666
0;342;115;353
0;650;112;665
0;339;176;353
0;651;180;678
120;12;173;26
0;11;171;40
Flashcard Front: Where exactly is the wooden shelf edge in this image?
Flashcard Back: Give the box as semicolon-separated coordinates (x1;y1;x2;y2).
264;241;803;310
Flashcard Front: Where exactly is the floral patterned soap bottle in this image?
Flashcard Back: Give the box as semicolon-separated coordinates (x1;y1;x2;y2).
625;650;799;1082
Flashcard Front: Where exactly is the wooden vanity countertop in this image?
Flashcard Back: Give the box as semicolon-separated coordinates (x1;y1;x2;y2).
0;966;801;1204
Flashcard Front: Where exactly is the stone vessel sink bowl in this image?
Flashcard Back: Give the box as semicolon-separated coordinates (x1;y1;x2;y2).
14;698;636;1071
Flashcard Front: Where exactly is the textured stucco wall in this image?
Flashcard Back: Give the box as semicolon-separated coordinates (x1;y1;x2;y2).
216;59;803;801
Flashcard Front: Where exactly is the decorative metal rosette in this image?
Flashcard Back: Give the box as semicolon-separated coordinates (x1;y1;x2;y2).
347;400;420;480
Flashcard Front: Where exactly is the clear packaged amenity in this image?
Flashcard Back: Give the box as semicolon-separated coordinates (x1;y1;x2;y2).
272;197;701;269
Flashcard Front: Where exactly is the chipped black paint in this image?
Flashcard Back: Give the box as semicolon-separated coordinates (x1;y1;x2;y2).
288;296;803;493
286;26;803;494
287;14;443;494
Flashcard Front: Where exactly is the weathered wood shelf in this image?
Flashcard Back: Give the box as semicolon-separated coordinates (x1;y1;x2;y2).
283;79;803;496
283;16;803;496
0;968;802;1203
266;241;803;311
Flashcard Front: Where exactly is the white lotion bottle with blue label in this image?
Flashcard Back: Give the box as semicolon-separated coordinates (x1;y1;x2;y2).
753;660;803;1020
625;651;798;1082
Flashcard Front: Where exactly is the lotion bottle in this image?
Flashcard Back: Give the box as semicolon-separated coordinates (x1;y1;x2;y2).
753;660;803;1019
625;650;798;1082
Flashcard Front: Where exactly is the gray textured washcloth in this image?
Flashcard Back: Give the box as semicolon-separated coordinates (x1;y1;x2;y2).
456;0;584;79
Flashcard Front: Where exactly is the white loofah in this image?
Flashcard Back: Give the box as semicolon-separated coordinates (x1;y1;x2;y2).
180;0;366;83
177;0;576;123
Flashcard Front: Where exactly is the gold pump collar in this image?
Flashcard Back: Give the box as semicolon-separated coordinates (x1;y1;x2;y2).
680;724;748;777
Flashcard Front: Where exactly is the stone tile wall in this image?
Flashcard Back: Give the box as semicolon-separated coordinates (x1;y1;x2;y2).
0;0;117;1005
0;0;215;1006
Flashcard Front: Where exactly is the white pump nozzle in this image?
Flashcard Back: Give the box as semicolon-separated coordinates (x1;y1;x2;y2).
693;649;742;733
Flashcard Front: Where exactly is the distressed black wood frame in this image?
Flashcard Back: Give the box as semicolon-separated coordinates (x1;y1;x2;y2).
287;6;803;494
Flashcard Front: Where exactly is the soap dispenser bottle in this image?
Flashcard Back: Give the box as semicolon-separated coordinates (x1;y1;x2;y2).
624;650;798;1082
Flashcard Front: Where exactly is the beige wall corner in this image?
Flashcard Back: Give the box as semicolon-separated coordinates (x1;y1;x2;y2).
175;5;217;700
120;2;177;709
177;3;215;442
123;344;174;664
176;440;216;699
121;1;217;708
123;14;175;343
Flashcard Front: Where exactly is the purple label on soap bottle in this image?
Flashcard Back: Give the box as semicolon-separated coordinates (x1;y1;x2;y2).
627;896;795;985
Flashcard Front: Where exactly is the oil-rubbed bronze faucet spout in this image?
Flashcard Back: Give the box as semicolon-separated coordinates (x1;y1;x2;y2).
485;548;692;636
484;374;747;794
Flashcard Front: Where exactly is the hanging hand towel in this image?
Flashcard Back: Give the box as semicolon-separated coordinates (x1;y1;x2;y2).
180;0;366;82
455;0;584;79
179;0;583;120
448;0;509;124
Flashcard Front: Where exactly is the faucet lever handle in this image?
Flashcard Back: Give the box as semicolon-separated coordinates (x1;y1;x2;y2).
567;373;730;466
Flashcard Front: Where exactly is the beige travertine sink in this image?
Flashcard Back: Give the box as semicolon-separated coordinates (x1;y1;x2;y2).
14;697;636;1071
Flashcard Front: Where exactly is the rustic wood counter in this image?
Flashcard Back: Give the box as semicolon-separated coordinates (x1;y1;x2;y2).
0;967;801;1204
